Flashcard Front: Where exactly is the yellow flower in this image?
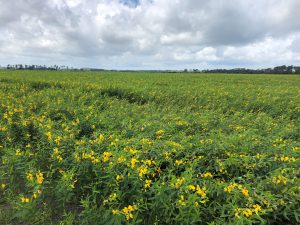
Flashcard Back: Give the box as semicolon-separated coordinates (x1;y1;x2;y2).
243;209;253;217
1;184;6;189
122;205;137;221
109;193;117;201
99;134;105;142
57;155;63;162
144;179;152;189
178;195;186;206
280;155;289;162
241;188;249;197
129;148;137;155
102;151;112;163
15;149;22;156
235;208;241;218
196;185;206;198
199;199;207;204
164;152;171;160
155;129;164;139
201;172;213;178
253;204;262;213
36;171;44;184
273;175;287;185
46;131;52;140
199;139;213;144
224;183;238;193
138;166;148;177
131;158;138;169
33;193;38;199
117;156;126;163
188;185;196;191
175;178;185;188
112;209;119;215
175;160;184;166
123;205;131;213
141;138;153;145
53;148;59;154
21;197;30;203
54;136;62;145
126;213;134;221
145;159;153;166
116;174;124;182
27;172;33;181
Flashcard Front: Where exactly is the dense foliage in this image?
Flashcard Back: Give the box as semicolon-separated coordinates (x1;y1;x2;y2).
0;71;299;225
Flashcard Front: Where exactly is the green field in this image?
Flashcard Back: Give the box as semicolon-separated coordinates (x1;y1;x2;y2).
0;70;299;224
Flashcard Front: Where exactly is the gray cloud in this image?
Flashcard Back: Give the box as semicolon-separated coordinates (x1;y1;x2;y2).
0;0;300;69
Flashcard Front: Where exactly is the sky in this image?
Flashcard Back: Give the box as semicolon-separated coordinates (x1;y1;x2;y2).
1;0;300;70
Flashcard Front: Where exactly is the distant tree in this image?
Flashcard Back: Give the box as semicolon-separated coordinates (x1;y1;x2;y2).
28;65;35;70
287;65;294;74
274;65;287;74
294;67;300;74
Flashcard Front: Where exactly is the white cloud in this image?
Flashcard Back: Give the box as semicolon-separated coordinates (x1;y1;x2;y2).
196;47;218;61
0;0;299;69
222;36;297;65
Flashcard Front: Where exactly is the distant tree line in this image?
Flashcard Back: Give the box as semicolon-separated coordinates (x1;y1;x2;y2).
3;64;69;70
201;65;300;74
1;64;300;74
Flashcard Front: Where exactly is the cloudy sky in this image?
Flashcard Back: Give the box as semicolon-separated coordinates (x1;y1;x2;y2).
1;0;300;70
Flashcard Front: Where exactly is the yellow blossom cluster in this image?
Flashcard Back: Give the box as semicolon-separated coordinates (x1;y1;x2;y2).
138;166;148;177
130;158;138;169
122;205;137;221
235;204;262;218
199;139;213;144
201;172;213;178
155;129;164;139
21;197;30;203
224;183;249;197
81;150;100;164
274;154;297;163
188;184;207;203
116;174;124;182
178;195;186;206
144;179;152;189
15;149;22;156
52;148;63;162
102;151;112;163
36;171;44;184
273;175;288;185
175;177;185;188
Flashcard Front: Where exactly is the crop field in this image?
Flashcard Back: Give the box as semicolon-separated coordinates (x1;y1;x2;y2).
0;70;299;225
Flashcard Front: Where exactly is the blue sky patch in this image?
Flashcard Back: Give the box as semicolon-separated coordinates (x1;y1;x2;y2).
120;0;140;8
